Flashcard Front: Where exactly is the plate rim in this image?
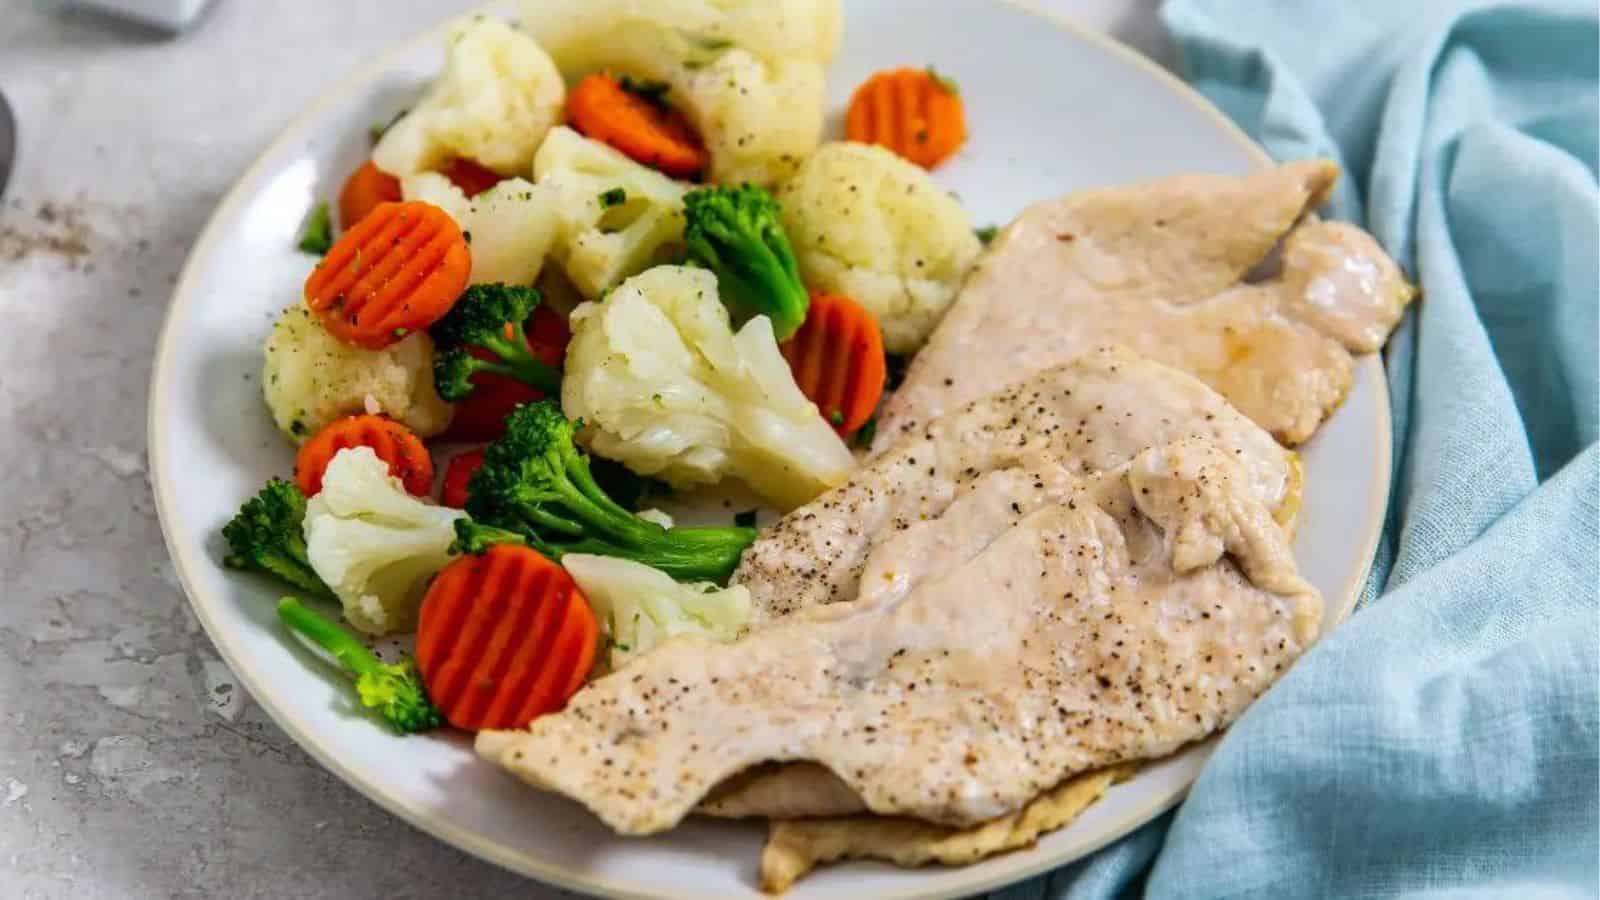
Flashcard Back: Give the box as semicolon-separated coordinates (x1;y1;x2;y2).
146;2;1392;897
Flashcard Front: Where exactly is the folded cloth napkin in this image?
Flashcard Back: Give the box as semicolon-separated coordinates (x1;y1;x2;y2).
999;1;1599;897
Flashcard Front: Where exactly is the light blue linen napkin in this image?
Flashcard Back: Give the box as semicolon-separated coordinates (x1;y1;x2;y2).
999;2;1598;897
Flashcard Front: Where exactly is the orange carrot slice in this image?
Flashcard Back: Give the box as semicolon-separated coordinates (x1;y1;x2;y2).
303;200;471;349
780;292;887;436
440;448;485;509
846;67;966;168
338;160;403;231
416;544;598;731
294;414;434;497
567;73;707;178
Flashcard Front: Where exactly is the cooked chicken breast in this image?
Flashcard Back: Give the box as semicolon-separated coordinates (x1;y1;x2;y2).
758;763;1138;893
478;439;1322;835
733;345;1300;622
873;161;1414;449
699;762;867;819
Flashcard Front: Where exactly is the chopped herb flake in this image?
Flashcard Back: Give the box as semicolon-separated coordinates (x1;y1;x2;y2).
598;187;627;208
829;410;845;426
369;108;409;145
619;74;673;109
296;202;333;255
975;224;999;244
927;66;959;95
855;417;878;449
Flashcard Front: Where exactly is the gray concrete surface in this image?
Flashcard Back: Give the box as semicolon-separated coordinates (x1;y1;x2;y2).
0;2;1166;897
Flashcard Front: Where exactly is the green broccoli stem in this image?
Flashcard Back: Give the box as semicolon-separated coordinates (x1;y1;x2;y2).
228;543;335;602
277;597;380;680
428;283;562;401
559;440;653;525
544;441;752;552
696;219;808;336
544;532;754;582
474;318;562;395
467;401;757;582
450;519;530;556
277;597;443;735
504;450;755;580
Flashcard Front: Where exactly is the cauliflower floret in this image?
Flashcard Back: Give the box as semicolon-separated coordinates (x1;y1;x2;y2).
303;447;466;635
677;50;825;187
262;304;452;443
520;2;833;186
522;0;841;68
402;173;559;287
562;554;751;669
533;126;690;299
776;142;983;353
373;18;564;177
562;265;854;510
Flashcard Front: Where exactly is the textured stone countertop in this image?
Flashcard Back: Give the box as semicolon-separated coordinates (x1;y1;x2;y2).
0;2;1168;897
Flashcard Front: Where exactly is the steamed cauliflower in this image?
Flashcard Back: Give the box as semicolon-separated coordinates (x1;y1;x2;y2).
402;173;559;287
534;126;690;299
303;447;465;635
521;0;841;68
520;1;835;186
562;265;854;510
776;142;983;353
562;554;751;669
373;18;564;177
262;304;452;443
677;51;826;187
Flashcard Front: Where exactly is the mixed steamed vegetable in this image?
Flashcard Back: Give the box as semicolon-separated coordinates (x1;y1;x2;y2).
222;2;983;736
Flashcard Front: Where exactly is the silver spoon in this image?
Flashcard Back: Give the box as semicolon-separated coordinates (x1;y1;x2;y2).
0;90;13;201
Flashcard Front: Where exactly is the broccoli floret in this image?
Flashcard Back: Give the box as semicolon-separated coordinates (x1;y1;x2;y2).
277;597;442;734
297;202;333;255
449;518;528;556
464;401;757;582
222;480;335;602
429;283;562;402
682;184;809;340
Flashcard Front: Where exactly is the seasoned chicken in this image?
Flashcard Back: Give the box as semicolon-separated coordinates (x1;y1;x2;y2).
757;763;1139;893
732;345;1300;622
700;762;867;819
873;161;1414;449
478;439;1322;834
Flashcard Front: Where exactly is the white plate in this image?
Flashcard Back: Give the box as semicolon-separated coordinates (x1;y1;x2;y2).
148;2;1391;897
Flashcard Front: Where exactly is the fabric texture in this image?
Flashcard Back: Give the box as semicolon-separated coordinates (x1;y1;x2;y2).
1001;2;1599;897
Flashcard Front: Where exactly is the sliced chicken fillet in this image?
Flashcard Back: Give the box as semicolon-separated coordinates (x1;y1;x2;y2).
700;762;867;819
757;764;1139;893
478;440;1322;835
732;345;1300;622
874;160;1414;448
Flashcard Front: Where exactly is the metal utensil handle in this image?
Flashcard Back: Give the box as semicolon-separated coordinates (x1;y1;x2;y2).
0;90;14;201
